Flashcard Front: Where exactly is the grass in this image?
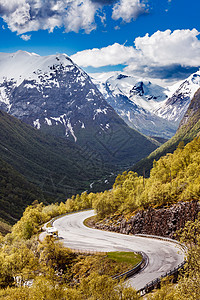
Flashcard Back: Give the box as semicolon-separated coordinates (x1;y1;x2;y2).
107;251;142;267
83;217;143;269
70;251;143;279
83;217;143;272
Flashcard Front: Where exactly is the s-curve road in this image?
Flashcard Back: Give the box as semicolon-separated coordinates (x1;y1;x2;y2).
53;210;185;291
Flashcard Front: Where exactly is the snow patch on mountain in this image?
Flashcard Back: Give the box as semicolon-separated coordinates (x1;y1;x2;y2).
0;86;10;106
93;108;108;120
33;119;41;129
45;118;52;126
66;119;77;142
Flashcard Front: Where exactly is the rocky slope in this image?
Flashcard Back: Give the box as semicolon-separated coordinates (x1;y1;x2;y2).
0;51;158;168
177;87;200;138
93;201;200;239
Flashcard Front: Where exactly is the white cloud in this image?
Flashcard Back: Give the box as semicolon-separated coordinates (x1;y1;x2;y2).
133;29;200;67
20;34;31;40
112;0;147;22
0;0;100;34
0;0;25;14
71;29;200;79
71;43;137;67
63;0;98;33
0;0;148;34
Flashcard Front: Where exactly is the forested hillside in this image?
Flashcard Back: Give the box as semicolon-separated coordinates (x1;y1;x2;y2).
0;136;200;298
0;158;44;226
0;109;112;202
92;137;200;219
59;136;200;221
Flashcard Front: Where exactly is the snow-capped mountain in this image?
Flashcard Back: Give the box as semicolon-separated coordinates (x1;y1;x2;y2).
0;50;111;142
92;73;176;139
155;71;200;123
106;74;168;111
92;71;200;139
0;51;158;167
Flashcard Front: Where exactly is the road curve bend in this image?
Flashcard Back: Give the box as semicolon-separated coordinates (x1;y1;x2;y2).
53;210;185;290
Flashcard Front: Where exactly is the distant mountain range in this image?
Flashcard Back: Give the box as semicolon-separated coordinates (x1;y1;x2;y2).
92;71;200;139
133;87;200;176
0;51;158;168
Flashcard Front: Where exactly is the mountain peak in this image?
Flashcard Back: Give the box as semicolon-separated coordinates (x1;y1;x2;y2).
0;51;157;167
93;72;174;138
0;51;74;86
14;50;39;57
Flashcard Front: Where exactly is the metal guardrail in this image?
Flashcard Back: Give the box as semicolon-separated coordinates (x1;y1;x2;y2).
137;261;186;296
134;233;187;296
112;251;149;281
135;233;188;252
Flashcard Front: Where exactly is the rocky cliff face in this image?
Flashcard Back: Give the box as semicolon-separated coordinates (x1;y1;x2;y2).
94;201;200;239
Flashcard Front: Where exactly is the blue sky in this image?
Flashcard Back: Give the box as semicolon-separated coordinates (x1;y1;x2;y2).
0;0;200;83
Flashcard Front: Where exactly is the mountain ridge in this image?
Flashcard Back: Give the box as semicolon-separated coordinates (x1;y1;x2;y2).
0;51;158;168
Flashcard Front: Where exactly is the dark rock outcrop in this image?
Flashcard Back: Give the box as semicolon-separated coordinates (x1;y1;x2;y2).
94;200;200;239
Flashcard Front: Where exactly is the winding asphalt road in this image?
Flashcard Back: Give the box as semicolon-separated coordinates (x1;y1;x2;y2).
53;210;185;291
